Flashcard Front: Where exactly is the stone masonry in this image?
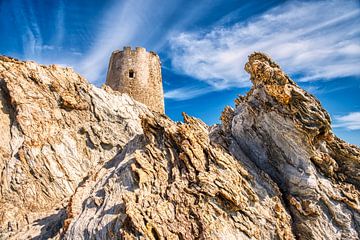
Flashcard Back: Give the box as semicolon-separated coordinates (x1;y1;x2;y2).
105;46;164;113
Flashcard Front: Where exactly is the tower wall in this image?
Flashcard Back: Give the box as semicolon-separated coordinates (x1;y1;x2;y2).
105;47;164;113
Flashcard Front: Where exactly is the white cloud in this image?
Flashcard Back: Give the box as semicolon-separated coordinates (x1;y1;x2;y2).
304;85;350;95
77;0;145;82
164;86;215;100
77;0;214;83
169;0;360;90
53;0;65;46
333;112;360;130
15;0;43;57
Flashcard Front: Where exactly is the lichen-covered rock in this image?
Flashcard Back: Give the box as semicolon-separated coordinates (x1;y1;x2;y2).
231;52;360;240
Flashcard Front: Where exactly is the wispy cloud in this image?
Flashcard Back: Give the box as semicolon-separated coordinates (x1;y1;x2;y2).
77;0;145;82
53;0;65;46
164;86;215;101
14;0;43;57
80;0;188;81
333;112;360;130
169;0;360;90
304;85;350;95
2;0;73;66
77;0;215;83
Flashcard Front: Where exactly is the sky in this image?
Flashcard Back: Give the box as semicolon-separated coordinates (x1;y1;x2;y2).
0;0;359;145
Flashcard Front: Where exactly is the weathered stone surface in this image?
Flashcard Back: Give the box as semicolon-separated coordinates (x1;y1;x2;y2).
230;52;360;240
106;47;165;113
0;53;358;240
63;113;293;239
0;56;149;239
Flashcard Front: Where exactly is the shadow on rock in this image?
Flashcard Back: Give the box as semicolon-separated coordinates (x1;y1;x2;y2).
31;208;67;240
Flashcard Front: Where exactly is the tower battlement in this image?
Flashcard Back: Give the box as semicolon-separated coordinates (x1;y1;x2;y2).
105;46;164;113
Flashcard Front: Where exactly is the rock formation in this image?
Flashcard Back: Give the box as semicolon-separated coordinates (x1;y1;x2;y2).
230;53;360;239
0;56;150;239
0;53;358;239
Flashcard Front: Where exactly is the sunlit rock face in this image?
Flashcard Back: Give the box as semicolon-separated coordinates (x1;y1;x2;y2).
0;56;149;238
0;53;358;240
231;53;360;240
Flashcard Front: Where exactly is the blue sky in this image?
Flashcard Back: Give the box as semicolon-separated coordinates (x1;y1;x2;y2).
1;0;359;145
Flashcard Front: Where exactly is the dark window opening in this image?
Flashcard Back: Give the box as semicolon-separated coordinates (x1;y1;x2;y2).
129;70;135;78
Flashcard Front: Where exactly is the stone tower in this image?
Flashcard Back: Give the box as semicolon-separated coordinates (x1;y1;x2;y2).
105;46;164;113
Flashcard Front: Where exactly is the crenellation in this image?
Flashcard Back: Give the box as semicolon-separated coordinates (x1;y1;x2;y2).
135;46;146;53
123;46;131;52
105;46;165;113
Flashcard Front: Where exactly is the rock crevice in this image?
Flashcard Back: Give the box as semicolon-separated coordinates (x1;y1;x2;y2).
0;53;358;240
231;52;359;240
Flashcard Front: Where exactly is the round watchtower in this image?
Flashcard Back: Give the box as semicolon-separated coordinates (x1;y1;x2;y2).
105;46;164;113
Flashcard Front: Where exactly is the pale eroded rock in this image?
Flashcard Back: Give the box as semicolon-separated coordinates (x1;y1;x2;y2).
63;113;293;239
230;53;360;240
0;56;150;239
0;53;358;240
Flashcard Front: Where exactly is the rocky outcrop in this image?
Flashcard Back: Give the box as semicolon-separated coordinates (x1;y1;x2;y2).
0;53;358;239
63;113;293;239
230;53;360;239
0;56;149;238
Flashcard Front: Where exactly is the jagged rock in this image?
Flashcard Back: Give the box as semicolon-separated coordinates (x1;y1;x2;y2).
231;52;360;239
0;53;358;240
63;113;293;239
0;56;150;239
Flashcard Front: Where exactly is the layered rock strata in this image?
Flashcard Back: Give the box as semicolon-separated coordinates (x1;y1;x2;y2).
0;56;149;238
230;53;360;239
0;53;358;240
